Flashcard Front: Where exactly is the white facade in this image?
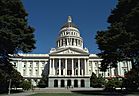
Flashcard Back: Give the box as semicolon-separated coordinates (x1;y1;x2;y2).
10;16;132;87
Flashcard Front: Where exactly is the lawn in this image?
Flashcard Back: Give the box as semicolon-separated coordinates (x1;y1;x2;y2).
29;93;90;96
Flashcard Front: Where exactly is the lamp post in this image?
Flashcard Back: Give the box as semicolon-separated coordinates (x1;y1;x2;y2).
8;79;12;95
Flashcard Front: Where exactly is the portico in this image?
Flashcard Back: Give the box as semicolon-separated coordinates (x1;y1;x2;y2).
49;57;89;76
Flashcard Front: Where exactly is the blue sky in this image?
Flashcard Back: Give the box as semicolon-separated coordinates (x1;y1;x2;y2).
22;0;117;54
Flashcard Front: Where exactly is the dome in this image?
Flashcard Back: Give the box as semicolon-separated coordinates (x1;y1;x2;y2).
56;16;84;49
61;16;78;29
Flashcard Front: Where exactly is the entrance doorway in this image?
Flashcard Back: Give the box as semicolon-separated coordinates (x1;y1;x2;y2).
67;79;71;87
61;80;65;87
81;80;85;87
54;80;58;87
74;80;78;87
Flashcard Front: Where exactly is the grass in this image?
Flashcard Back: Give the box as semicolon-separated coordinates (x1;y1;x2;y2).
29;93;89;96
29;90;139;96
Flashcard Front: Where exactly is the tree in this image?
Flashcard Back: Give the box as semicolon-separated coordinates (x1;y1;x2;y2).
0;0;36;54
105;78;122;91
37;73;48;88
0;0;35;92
90;72;106;88
20;80;31;91
122;69;139;91
95;0;139;71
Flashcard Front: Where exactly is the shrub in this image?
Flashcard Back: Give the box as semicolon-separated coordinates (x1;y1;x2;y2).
20;80;31;90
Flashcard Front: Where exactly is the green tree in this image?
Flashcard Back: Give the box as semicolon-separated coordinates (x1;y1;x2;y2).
37;73;48;88
90;72;106;88
0;0;35;92
122;69;139;91
95;0;139;71
20;80;31;90
105;78;122;91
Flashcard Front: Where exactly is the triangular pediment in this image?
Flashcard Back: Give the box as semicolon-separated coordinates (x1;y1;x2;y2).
49;47;89;55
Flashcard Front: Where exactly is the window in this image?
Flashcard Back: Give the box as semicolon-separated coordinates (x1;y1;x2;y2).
13;62;16;67
42;62;45;67
23;69;26;76
95;62;98;67
23;62;26;67
76;62;78;67
75;69;78;75
57;62;59;67
36;62;39;67
108;73;109;76
124;69;127;74
61;62;64;68
29;69;32;76
61;70;63;75
95;70;97;74
30;62;32;67
36;69;38;75
89;61;92;66
123;62;126;67
56;70;59;75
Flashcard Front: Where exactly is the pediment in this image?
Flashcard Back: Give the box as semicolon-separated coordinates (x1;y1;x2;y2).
49;47;89;55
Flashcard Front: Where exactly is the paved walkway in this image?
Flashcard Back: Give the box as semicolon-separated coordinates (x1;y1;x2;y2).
0;88;104;96
1;88;139;96
0;91;36;96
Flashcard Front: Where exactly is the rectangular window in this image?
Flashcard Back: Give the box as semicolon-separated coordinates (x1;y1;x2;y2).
29;69;32;76
30;62;32;67
36;62;39;67
23;69;26;76
23;62;26;67
36;69;38;76
42;62;45;67
75;70;78;75
61;70;63;75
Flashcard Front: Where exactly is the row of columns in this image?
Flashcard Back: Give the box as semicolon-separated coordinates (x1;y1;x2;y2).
23;61;44;77
57;38;83;47
49;58;89;76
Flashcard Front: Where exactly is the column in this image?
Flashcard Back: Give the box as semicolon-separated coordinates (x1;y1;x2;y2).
65;59;67;76
59;59;61;76
84;59;87;75
71;79;74;87
65;80;67;87
49;59;52;76
78;80;81;87
32;61;35;76
26;61;29;76
60;40;62;47
78;59;80;76
18;60;23;75
58;80;60;87
53;59;55;75
87;59;89;75
38;61;41;76
72;59;74;76
57;41;59;47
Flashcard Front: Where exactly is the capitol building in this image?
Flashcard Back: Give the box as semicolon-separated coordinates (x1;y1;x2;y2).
11;16;132;88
